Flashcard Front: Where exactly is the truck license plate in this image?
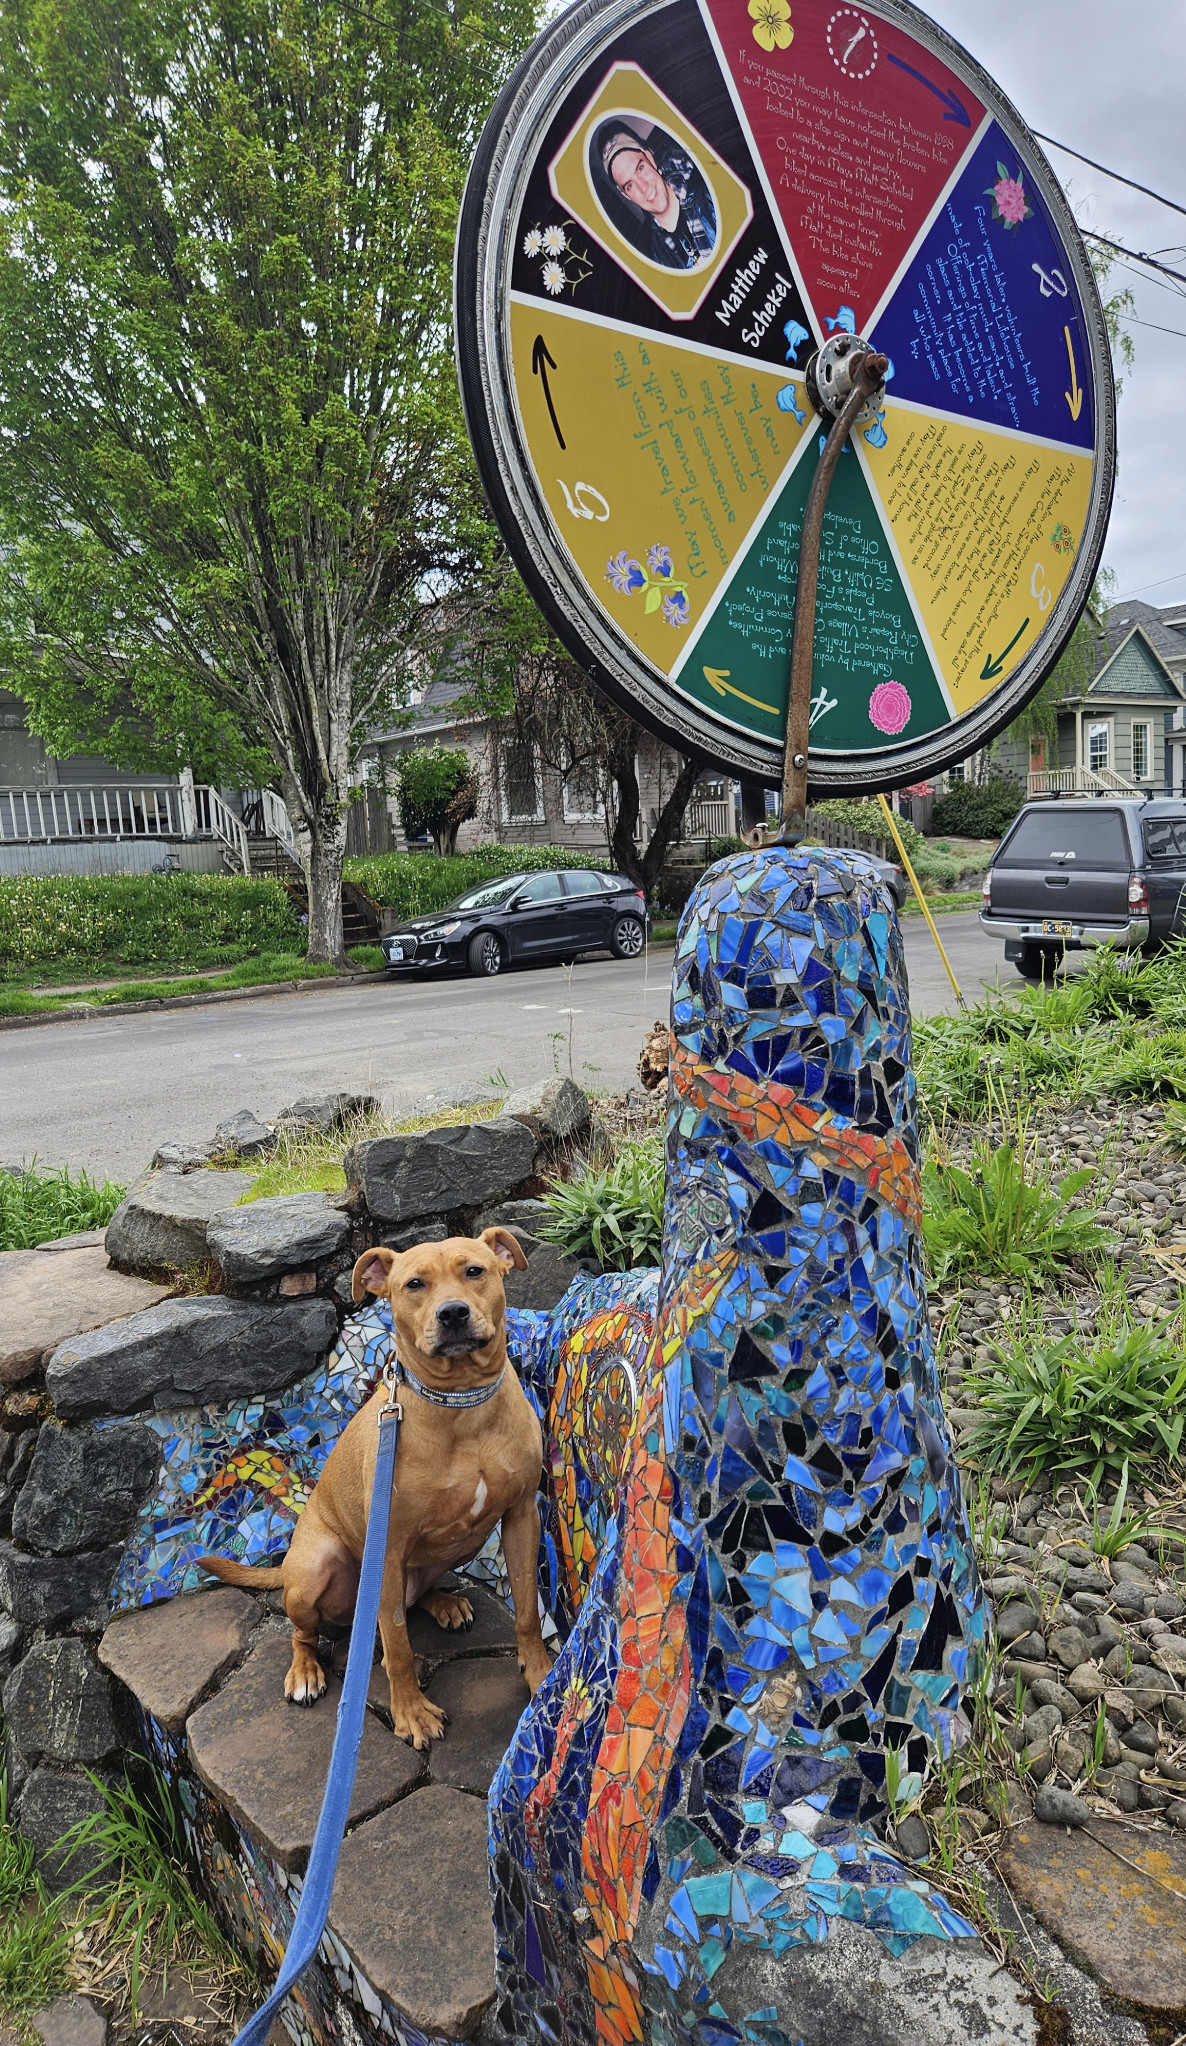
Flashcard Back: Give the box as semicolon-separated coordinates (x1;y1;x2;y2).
1041;920;1071;937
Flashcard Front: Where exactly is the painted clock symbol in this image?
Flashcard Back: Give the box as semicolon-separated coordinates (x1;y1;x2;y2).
826;6;878;78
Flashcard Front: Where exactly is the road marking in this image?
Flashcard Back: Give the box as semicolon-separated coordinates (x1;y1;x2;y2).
521;1004;544;1009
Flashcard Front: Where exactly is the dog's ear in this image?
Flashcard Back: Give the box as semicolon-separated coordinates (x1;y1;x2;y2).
352;1246;400;1302
480;1226;529;1273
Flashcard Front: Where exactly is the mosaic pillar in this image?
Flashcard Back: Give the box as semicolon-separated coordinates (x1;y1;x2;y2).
489;846;986;2046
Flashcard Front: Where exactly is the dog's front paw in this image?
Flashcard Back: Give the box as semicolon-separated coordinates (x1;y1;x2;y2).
390;1691;448;1750
285;1653;327;1706
418;1588;474;1632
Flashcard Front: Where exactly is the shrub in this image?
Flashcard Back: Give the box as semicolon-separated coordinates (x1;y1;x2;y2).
808;797;926;858
921;1130;1109;1280
0;874;301;979
0;1162;126;1250
393;747;478;857
931;777;1025;839
539;1135;664;1269
964;1325;1186;1490
344;842;608;912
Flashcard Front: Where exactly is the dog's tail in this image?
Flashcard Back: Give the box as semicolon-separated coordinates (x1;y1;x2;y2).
193;1553;286;1589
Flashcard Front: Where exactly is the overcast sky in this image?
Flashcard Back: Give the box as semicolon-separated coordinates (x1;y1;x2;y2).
925;0;1186;617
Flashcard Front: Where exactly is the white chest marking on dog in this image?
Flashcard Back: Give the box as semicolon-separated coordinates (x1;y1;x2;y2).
470;1477;488;1520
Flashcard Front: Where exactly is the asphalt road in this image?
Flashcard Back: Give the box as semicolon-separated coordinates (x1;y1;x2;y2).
1;912;1016;1181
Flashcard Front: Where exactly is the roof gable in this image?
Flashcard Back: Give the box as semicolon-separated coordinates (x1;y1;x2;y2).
1089;625;1181;699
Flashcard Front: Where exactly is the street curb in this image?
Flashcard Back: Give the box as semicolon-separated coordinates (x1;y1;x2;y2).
0;970;390;1033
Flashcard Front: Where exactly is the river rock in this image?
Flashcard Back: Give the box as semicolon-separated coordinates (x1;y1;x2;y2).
3;1638;119;1765
213;1110;277;1158
1048;1625;1093;1671
1034;1785;1089;1827
46;1295;337;1420
345;1119;536;1223
277;1092;378;1134
11;1418;158;1553
206;1193;350;1282
105;1167;253;1273
500;1076;589;1142
0;1542;123;1629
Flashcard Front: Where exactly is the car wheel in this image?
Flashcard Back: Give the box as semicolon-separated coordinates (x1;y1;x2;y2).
1014;943;1058;981
611;915;646;960
467;930;503;977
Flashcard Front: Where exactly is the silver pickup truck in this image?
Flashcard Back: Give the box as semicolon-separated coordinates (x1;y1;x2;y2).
979;797;1186;980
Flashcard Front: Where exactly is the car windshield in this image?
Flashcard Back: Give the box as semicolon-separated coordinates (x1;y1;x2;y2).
446;876;527;911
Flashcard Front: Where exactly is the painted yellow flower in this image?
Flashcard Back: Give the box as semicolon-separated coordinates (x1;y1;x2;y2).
749;0;793;51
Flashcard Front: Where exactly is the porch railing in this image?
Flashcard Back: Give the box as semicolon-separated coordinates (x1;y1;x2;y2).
1027;765;1141;797
0;784;187;843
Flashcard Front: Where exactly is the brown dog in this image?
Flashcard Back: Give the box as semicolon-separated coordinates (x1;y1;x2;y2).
197;1228;551;1748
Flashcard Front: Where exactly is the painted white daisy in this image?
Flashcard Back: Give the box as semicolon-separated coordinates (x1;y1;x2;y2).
522;228;543;257
541;259;566;296
541;224;568;256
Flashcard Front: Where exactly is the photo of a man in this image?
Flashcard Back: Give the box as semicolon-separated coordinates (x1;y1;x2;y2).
591;116;718;271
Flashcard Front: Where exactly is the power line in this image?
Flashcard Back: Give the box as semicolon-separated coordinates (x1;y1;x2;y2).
1125;314;1186;339
1084;230;1186;286
1035;132;1186;223
1112;570;1186;603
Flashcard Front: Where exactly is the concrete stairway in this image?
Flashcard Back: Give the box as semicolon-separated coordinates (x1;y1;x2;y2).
99;1579;530;2044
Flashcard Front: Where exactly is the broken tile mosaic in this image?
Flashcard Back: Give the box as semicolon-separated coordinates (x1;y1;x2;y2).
102;844;985;2046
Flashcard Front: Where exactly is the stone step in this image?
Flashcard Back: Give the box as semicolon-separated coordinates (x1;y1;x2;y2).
99;1580;530;2044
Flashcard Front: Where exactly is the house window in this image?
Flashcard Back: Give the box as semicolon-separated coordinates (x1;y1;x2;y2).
1131;721;1151;781
501;738;542;822
1087;721;1110;772
562;751;603;822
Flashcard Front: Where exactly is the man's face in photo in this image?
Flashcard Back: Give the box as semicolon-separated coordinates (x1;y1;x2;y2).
610;146;668;217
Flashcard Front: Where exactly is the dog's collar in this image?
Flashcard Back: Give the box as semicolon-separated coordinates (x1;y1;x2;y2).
396;1361;505;1410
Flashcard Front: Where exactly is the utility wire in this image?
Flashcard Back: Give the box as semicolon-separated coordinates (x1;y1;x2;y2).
1125;314;1186;340
1035;132;1186;223
1084;231;1186;286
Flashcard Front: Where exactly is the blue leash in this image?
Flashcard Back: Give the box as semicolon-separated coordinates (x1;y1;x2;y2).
229;1368;403;2046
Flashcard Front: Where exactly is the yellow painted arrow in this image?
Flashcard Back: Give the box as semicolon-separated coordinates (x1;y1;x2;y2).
703;667;780;716
1063;326;1083;421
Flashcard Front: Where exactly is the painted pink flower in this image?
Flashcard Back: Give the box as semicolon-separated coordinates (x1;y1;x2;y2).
985;163;1032;230
869;680;911;735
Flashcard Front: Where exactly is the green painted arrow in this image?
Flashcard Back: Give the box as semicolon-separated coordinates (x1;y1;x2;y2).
980;618;1030;680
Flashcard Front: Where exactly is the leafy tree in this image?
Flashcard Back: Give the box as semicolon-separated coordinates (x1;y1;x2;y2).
445;554;703;893
0;0;536;961
394;747;478;857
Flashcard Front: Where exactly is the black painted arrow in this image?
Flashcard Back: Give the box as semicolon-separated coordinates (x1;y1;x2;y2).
980;618;1030;679
886;51;971;126
532;335;565;450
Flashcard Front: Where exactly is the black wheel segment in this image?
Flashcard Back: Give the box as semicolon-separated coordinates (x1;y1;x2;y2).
611;916;646;960
468;930;503;977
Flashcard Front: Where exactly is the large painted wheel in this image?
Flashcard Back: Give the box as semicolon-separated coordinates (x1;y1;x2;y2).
457;0;1114;791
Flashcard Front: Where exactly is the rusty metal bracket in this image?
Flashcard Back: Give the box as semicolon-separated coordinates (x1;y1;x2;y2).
746;347;889;850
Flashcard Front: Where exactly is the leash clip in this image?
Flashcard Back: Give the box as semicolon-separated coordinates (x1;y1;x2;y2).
380;1361;403;1423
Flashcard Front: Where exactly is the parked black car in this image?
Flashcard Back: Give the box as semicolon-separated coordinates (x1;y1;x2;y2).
380;868;650;978
980;798;1186;979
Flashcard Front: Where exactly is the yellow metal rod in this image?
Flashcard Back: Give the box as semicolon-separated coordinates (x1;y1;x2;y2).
875;792;966;1010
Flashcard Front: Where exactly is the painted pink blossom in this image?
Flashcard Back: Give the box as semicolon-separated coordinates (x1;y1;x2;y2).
993;176;1027;222
868;680;911;735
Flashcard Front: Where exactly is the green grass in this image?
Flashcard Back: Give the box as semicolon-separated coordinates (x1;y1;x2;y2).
0;1162;126;1250
62;1771;250;2020
964;1321;1186;1492
235;1096;508;1202
915;942;1186;1118
0;1766;72;2023
0;948;383;1018
921;1126;1111;1281
0;873;301;980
